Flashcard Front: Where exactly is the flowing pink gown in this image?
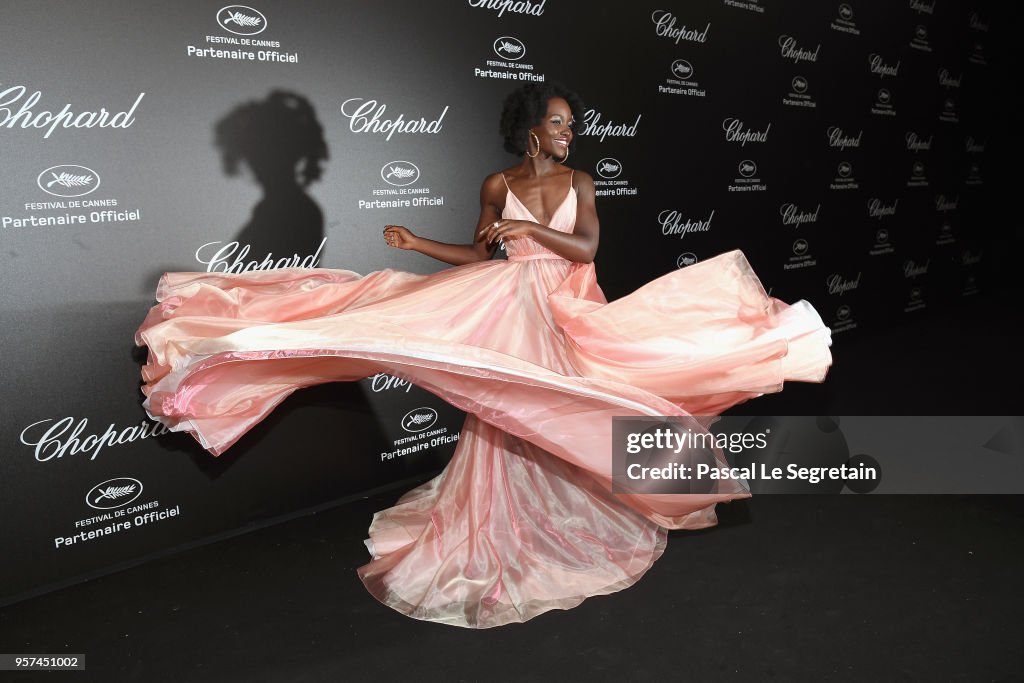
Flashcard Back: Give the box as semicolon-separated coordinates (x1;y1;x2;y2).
135;171;832;628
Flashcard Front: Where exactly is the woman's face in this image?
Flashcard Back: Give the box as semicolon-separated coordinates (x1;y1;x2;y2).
530;97;574;160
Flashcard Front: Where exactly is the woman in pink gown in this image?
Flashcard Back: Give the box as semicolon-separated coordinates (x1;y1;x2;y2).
135;83;833;628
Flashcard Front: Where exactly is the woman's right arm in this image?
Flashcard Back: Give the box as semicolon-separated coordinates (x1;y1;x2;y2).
384;175;503;266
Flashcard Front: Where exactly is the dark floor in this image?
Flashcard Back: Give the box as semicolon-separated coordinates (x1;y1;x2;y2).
1;291;1022;682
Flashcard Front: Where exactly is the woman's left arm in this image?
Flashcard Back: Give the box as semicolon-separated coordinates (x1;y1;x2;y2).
476;172;600;263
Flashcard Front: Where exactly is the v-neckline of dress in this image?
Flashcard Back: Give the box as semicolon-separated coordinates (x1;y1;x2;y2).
504;184;576;225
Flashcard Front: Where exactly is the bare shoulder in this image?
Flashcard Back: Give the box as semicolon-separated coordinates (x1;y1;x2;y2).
570;169;595;193
479;172;509;211
481;171;508;194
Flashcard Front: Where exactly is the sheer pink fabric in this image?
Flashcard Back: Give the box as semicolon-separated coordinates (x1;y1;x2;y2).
135;174;832;628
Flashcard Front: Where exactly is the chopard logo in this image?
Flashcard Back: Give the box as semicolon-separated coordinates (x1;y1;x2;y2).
935;194;959;212
778;35;820;63
961;249;983;265
579;109;641;141
722;118;771;146
867;198;898;219
20;417;169;462
965;137;985;153
779;203;821;228
826;272;862;295
651;10;710;44
369;373;414;393
195;238;325;273
37;165;101;197
340;98;448;141
217;5;267;35
659;208;714;238
909;0;935;14
937;68;962;88
826;126;862;150
0;85;145;139
906;131;933;152
467;0;546;17
903;259;929;278
868;54;900;78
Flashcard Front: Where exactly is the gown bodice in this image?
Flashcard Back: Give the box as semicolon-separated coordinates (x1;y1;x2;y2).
500;172;577;262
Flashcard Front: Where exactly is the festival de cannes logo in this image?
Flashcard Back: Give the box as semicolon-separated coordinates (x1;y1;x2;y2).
402;407;438;433
837;161;852;177
493;36;526;61
381;160;421;187
671;60;693;79
793;238;809;256
677;252;698;268
836;304;852;321
86;477;143;510
217;5;267;35
913;25;937;52
792;76;808;94
36;165;101;198
596;157;622;179
832;4;859;35
868;226;893;256
738;160;757;178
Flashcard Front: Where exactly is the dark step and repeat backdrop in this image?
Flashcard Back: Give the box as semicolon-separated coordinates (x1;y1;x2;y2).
0;0;1006;605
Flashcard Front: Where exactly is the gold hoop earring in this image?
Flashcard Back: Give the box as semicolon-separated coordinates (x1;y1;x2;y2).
527;130;540;158
559;145;570;164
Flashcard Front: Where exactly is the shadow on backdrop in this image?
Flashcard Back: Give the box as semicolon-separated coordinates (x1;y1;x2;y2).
215;89;328;259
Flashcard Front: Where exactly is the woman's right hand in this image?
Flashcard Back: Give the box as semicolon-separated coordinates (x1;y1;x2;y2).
383;225;418;250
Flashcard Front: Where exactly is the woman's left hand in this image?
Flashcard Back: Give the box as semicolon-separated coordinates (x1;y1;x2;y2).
477;219;537;246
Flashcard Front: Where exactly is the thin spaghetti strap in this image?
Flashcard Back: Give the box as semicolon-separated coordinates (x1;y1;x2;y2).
500;173;511;190
569;169;574;188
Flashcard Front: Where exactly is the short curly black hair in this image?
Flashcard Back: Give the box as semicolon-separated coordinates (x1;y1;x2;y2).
214;89;328;187
499;82;585;156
